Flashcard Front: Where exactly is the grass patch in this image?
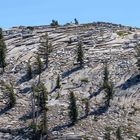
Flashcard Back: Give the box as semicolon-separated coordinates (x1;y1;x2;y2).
81;78;89;83
117;31;132;37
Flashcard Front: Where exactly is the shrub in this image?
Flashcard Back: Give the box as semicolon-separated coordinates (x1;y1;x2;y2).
50;20;59;27
81;78;89;83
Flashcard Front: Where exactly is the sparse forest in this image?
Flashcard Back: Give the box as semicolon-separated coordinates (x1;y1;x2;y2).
0;22;140;140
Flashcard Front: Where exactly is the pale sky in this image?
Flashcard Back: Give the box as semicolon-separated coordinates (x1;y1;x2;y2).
0;0;140;28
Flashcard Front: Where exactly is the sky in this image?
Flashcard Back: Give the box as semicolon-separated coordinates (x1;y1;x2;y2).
0;0;140;29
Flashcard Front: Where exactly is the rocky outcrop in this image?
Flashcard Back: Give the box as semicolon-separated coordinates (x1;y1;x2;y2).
0;22;140;139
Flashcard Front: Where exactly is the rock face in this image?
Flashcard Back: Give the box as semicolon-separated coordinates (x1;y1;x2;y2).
0;22;140;139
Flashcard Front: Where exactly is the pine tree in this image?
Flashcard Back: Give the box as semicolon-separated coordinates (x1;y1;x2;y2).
77;41;84;67
39;83;48;135
34;55;43;83
27;59;32;80
38;33;52;68
31;83;48;139
0;28;3;39
0;81;16;108
135;44;140;71
102;62;109;89
56;74;61;89
116;127;122;140
50;20;59;27
0;28;7;73
104;82;114;106
68;91;78;124
9;83;16;108
102;63;114;106
74;18;79;25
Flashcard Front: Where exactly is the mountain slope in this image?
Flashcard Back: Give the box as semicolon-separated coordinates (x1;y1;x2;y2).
0;22;140;139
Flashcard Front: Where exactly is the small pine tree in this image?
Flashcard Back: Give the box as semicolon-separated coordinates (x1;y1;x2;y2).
102;63;114;106
135;44;140;71
77;41;84;67
31;83;48;139
35;55;43;83
116;127;122;140
68;91;78;124
8;83;16;108
56;75;61;89
104;82;114;106
0;28;7;73
0;28;3;39
0;81;16;107
102;62;109;89
38;33;52;68
50;20;59;27
74;18;79;25
27;59;32;79
35;83;48;111
39;83;48;135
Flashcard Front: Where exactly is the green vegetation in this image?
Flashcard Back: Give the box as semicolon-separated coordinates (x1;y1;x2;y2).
104;81;114;106
117;31;132;37
0;81;16;108
102;63;114;106
93;115;98;121
77;41;84;67
27;26;34;31
102;62;109;89
35;55;44;83
31;82;49;139
38;33;53;68
0;28;7;73
68;91;78;124
74;18;79;25
50;20;59;27
116;127;122;140
56;74;61;89
135;44;140;71
26;59;32;79
81;78;89;83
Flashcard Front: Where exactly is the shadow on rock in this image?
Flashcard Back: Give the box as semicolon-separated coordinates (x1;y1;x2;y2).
119;74;140;90
19;87;31;94
52;122;74;132
62;66;81;79
89;103;109;116
0;106;12;116
19;110;42;121
17;74;32;84
88;88;102;100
